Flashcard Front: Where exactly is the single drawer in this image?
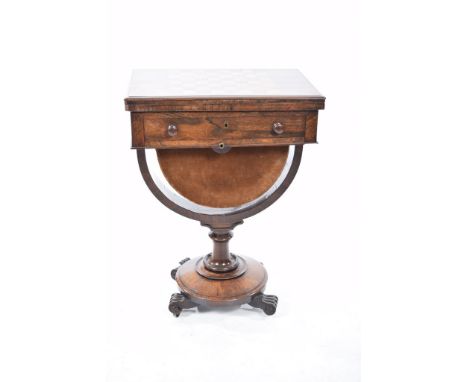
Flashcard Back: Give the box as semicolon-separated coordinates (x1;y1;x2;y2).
131;112;315;149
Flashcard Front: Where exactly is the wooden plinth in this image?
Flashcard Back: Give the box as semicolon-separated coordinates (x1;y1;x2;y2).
175;256;268;307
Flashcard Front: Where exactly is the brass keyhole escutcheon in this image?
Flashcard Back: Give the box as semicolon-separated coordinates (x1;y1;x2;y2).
223;121;229;129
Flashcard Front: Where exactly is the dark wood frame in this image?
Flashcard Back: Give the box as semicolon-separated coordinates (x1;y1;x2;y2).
136;145;303;230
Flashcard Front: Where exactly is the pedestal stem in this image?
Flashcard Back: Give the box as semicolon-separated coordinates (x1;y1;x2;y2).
210;230;232;262
203;229;239;272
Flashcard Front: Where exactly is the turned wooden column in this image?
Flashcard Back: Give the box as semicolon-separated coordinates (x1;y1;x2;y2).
204;229;238;272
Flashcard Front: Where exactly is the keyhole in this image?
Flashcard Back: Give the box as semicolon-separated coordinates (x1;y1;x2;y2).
224;121;229;128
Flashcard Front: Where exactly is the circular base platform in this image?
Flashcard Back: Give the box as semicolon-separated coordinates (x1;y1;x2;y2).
175;256;268;307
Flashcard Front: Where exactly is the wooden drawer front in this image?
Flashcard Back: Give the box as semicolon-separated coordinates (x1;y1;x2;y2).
135;112;308;149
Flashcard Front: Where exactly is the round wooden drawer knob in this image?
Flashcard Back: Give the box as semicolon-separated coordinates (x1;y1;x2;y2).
167;124;178;137
272;122;284;135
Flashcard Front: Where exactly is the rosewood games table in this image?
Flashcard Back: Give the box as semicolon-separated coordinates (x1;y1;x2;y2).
124;69;325;316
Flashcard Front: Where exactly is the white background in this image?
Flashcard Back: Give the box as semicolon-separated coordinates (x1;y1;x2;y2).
110;1;359;381
1;0;467;381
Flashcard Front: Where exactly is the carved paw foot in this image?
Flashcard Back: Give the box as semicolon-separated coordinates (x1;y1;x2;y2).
168;293;198;317
170;257;190;280
248;293;278;315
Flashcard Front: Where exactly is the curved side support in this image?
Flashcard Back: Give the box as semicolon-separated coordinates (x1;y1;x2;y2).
137;149;202;222
137;145;303;229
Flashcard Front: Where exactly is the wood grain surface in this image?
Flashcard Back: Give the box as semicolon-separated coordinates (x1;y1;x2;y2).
175;256;268;307
157;146;289;208
131;111;318;149
136;112;307;149
125;97;324;112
